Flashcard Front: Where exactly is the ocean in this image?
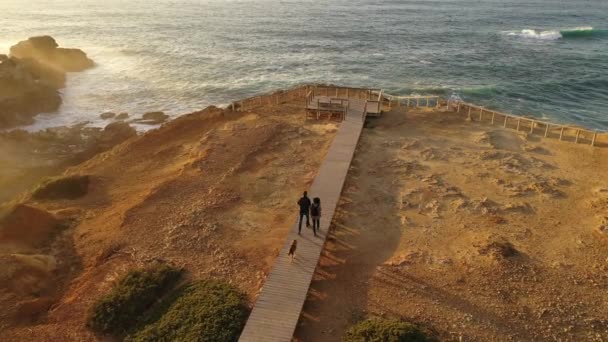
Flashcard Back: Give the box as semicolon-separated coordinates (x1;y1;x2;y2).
1;0;607;130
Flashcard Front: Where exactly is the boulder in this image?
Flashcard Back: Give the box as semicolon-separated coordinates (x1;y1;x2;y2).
100;112;116;120
10;36;94;72
102;121;137;142
0;254;57;296
0;55;62;128
116;112;129;120
0;36;94;128
93;122;137;150
32;175;90;200
0;204;58;248
141;111;169;124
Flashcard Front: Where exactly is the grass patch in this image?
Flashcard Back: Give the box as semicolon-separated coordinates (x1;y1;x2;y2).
32;175;90;200
125;280;248;342
86;263;182;335
343;319;429;342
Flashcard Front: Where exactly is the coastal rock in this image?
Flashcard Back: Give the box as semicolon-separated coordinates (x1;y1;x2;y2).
100;112;116;119
0;254;57;296
0;55;62;128
116;112;129;120
102;121;137;143
10;36;94;72
141;111;169;124
0;204;59;249
0;36;94;128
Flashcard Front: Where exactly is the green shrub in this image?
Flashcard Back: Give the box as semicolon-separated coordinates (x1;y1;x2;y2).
87;264;182;335
32;175;90;200
342;319;428;342
126;280;248;342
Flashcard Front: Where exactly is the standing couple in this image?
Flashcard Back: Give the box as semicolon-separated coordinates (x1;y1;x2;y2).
297;191;322;236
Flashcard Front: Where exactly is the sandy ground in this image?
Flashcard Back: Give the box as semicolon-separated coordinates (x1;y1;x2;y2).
295;107;608;341
1;100;338;341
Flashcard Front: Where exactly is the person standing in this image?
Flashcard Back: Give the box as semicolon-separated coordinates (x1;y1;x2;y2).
297;191;311;234
310;197;322;236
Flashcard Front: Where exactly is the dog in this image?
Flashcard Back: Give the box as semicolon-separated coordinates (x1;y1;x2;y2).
288;239;297;262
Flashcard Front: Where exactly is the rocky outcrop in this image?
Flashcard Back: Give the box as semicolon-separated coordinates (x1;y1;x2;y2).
9;36;94;72
0;204;59;249
139;111;169;125
0;121;137;203
0;36;94;129
0;55;62;128
100;112;116;119
116;112;129;120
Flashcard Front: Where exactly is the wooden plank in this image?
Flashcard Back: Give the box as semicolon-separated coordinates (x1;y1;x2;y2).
238;98;366;342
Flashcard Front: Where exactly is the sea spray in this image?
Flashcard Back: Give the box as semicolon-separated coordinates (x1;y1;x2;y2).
505;27;607;40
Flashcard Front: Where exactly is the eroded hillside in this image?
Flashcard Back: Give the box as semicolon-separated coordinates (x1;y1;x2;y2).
1;101;337;340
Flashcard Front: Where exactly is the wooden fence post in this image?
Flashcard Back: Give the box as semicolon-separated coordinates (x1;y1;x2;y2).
575;129;580;143
504;115;508;127
544;124;550;137
426;97;430;108
591;131;597;146
467;106;472;120
491;112;495;125
559;127;564;140
529;121;534;133
516;118;521;131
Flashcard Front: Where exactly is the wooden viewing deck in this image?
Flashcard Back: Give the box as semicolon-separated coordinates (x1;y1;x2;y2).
238;98;368;341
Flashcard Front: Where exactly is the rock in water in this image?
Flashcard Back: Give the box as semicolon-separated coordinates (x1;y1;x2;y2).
116;112;129;120
0;36;94;129
0;54;62;128
102;121;137;144
100;112;116;119
141;111;169;124
10;36;94;72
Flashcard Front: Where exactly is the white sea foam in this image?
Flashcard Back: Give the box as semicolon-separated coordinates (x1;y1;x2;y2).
506;29;562;40
505;26;597;40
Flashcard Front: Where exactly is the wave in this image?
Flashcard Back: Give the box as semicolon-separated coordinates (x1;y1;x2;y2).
560;27;607;38
504;27;607;40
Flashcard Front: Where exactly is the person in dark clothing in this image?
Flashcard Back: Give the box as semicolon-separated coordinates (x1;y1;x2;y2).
310;197;322;236
297;191;311;234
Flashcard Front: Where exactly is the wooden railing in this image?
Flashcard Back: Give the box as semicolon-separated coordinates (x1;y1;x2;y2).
451;100;606;147
230;85;309;112
231;85;382;112
305;90;314;108
383;94;442;109
309;85;382;100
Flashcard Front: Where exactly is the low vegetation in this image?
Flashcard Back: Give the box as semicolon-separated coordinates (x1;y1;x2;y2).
32;175;90;200
342;319;429;342
126;280;248;342
86;264;182;335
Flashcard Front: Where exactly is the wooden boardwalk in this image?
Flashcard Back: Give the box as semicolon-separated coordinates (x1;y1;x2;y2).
238;99;367;341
